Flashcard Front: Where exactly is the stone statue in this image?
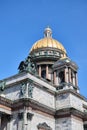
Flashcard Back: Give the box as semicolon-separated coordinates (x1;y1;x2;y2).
0;81;6;91
18;61;25;72
18;55;37;74
24;55;32;72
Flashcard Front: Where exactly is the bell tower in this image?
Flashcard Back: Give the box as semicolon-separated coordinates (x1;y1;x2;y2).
53;57;79;92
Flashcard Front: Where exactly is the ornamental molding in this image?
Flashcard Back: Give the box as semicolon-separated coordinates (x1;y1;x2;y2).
37;122;52;130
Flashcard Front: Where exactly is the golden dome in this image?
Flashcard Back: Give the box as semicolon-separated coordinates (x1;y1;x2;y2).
30;27;66;54
30;37;66;53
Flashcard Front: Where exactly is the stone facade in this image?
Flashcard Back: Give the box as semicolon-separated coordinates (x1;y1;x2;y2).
33;87;55;108
0;72;87;130
56;92;83;111
55;116;84;130
55;117;72;130
0;27;87;130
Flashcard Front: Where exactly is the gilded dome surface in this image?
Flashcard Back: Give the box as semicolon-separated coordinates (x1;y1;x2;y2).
30;27;66;54
30;37;66;53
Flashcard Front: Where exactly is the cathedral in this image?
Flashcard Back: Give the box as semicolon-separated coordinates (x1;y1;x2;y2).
0;27;87;130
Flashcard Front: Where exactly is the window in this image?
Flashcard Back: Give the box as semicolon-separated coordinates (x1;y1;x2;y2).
41;70;46;78
59;71;65;83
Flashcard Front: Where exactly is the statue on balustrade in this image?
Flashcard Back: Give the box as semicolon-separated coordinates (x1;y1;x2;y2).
18;55;37;74
0;80;6;92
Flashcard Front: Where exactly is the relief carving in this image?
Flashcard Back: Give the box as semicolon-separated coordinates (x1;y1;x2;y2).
37;122;52;130
20;82;27;97
28;82;34;98
20;80;34;98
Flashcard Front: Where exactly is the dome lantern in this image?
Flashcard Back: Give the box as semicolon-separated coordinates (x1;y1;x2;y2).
44;26;52;38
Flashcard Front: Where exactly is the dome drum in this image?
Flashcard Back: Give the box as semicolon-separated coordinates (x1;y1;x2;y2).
30;48;66;62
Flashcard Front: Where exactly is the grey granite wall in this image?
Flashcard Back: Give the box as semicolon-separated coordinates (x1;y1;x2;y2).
56;93;83;111
33;87;55;108
55;116;84;130
4;84;21;100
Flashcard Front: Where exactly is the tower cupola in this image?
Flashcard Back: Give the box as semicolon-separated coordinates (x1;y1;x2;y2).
44;26;52;38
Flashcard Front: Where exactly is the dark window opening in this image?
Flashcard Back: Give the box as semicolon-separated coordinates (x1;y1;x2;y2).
71;71;73;83
41;70;46;79
84;124;87;130
59;71;65;83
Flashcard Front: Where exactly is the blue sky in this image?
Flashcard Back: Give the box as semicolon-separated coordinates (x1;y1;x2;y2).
0;0;87;97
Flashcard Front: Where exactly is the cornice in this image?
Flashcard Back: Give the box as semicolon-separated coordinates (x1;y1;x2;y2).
55;108;84;119
12;98;55;115
0;96;87;120
56;89;85;100
1;72;55;94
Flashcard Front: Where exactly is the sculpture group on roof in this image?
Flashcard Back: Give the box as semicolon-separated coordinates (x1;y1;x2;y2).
18;55;36;74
